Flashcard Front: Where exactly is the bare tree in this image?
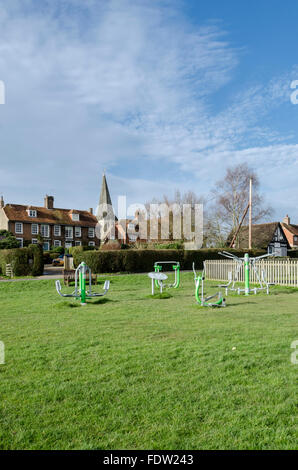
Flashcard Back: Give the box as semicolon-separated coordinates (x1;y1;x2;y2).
204;207;228;248
206;163;273;247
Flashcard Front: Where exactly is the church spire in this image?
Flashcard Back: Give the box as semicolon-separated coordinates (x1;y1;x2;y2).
99;172;112;207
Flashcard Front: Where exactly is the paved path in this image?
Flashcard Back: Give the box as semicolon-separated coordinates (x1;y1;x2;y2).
0;265;63;282
40;265;63;279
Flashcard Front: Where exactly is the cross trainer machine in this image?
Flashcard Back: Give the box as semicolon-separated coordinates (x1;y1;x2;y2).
55;261;110;305
193;262;226;307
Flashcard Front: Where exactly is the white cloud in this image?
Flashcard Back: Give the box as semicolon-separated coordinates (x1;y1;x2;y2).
0;0;297;220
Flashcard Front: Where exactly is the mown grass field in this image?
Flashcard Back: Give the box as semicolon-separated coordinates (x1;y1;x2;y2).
0;272;297;450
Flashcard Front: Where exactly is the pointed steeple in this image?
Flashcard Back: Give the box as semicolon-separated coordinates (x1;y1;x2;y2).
99;172;112;207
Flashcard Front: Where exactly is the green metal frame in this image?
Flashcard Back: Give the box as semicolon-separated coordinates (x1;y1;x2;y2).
193;263;225;307
154;261;180;289
56;261;110;306
218;251;275;295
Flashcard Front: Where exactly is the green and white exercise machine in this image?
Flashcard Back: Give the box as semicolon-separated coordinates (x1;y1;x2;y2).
55;261;110;305
153;261;180;289
218;251;275;295
193;262;226;307
148;271;169;294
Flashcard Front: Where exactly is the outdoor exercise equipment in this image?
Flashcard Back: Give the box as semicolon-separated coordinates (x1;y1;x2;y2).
55;261;110;305
218;251;275;295
153;261;180;289
148;272;168;295
192;262;226;307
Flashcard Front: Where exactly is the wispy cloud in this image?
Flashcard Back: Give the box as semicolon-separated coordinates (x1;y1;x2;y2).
0;0;297;217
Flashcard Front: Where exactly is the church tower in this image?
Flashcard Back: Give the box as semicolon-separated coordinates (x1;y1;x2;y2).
96;172;116;239
99;172;113;209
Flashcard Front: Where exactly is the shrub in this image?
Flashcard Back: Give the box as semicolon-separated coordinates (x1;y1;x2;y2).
43;251;51;264
73;248;266;274
0;230;20;250
0;245;45;277
43;251;61;264
28;244;44;276
120;243;130;250
150;241;184;250
68;245;84;257
0;248;31;276
51;246;64;255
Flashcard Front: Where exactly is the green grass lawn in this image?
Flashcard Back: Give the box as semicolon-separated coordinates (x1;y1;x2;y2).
0;272;297;450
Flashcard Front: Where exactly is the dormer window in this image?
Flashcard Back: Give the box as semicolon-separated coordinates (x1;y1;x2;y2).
28;209;37;217
71;213;80;221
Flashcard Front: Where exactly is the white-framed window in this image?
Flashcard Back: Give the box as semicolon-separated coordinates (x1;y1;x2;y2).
75;226;81;237
16;237;23;247
88;241;95;247
88;227;95;238
54;240;61;247
43;241;50;251
31;223;38;235
71;213;80;221
65;242;72;249
31;239;38;244
15;222;23;234
41;224;50;238
127;223;135;230
54;225;61;236
65;226;73;239
75;241;82;246
28;209;37;217
294;236;298;242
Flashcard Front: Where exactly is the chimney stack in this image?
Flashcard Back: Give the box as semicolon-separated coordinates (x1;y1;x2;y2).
283;214;290;225
0;195;4;209
44;195;54;209
89;208;93;214
282;214;290;225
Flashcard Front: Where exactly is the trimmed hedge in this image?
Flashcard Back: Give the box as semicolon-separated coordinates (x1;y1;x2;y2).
43;251;63;264
68;246;84;257
73;248;266;274
28;244;44;276
0;245;44;277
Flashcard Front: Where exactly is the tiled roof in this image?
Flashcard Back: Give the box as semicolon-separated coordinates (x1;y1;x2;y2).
3;204;97;227
281;223;298;236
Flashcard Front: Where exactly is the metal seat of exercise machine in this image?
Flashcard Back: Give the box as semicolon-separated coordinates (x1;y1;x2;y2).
148;272;168;281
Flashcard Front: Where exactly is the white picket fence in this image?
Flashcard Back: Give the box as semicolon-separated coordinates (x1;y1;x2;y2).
204;259;298;287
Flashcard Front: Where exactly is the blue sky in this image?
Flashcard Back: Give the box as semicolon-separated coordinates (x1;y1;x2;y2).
0;0;298;220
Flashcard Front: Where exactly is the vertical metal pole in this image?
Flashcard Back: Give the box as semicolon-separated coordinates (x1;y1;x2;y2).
81;262;86;305
244;253;250;295
249;178;252;250
201;276;204;302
